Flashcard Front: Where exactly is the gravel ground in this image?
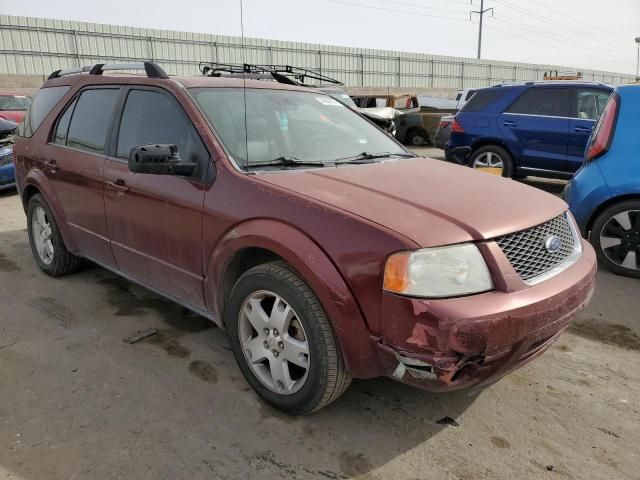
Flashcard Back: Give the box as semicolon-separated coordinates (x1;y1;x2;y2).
0;149;638;479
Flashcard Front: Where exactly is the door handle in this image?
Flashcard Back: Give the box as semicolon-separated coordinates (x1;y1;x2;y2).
573;126;593;133
106;179;129;193
503;121;517;127
44;159;57;172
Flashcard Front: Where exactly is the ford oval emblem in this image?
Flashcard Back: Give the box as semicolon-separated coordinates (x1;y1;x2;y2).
544;235;563;253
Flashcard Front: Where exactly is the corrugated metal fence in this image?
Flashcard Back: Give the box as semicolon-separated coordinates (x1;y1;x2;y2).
0;15;635;88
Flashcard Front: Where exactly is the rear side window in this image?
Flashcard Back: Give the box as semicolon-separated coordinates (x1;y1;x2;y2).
507;87;570;117
53;98;76;145
17;86;69;138
116;89;208;177
67;89;119;155
461;89;505;112
576;89;611;120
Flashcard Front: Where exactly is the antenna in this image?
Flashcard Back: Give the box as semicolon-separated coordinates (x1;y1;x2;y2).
239;0;249;168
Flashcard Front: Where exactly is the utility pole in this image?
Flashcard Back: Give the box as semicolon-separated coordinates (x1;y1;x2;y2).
471;0;493;59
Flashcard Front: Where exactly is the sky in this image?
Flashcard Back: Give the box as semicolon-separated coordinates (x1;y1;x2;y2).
2;0;639;75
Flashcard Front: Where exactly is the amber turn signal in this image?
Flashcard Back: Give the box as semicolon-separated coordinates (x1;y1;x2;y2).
383;252;411;293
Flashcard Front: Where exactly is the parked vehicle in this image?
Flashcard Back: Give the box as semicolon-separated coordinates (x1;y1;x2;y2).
446;81;613;178
351;93;450;146
0;118;17;191
565;84;640;277
0;92;32;123
454;89;476;110
434;115;454;150
15;62;596;414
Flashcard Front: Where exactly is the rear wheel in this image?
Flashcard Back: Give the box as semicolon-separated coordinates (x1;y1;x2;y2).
591;200;640;278
405;128;429;146
226;261;351;415
27;194;82;276
470;145;514;178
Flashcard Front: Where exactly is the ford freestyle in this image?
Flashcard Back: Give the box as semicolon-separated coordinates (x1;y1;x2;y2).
14;63;596;414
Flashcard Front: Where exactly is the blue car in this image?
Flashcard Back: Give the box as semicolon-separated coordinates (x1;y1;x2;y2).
446;81;612;179
0;118;16;191
565;84;640;278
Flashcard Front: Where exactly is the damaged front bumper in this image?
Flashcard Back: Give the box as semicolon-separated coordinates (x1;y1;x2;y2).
374;240;597;392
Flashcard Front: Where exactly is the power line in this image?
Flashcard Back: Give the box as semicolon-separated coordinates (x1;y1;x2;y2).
492;0;631;50
492;16;634;64
379;0;469;15
324;0;470;21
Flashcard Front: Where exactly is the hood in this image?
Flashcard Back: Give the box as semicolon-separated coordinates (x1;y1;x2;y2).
257;158;567;247
0;111;25;123
358;107;402;121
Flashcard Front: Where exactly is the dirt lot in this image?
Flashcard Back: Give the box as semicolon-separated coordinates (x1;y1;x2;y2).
1;149;639;479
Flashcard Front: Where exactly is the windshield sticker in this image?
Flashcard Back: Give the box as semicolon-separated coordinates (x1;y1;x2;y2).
358;139;368;144
316;96;341;106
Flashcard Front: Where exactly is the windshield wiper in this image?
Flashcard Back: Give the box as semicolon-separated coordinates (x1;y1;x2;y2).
334;151;416;164
244;156;333;169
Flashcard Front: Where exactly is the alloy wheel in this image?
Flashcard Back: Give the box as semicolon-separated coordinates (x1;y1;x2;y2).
473;151;504;175
31;206;54;265
238;290;310;395
599;210;640;271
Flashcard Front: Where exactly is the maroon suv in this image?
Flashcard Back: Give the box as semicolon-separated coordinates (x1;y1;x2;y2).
14;62;596;414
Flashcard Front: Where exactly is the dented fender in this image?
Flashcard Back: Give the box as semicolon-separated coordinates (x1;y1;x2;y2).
203;218;383;378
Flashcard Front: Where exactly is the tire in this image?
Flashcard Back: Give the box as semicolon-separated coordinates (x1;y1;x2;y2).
469;145;514;178
590;200;640;278
226;261;352;415
405;128;429;146
27;194;82;276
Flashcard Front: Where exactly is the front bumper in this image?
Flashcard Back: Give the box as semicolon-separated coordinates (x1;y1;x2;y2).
375;240;596;392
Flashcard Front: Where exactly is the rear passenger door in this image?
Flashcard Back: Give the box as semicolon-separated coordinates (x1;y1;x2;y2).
45;87;120;269
103;87;211;310
498;87;570;173
566;88;612;172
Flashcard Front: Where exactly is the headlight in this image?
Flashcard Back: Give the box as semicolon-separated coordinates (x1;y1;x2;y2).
383;244;493;298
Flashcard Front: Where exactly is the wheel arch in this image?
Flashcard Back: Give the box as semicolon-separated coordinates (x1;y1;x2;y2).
404;125;430;144
585;193;640;237
470;138;514;158
204;218;382;378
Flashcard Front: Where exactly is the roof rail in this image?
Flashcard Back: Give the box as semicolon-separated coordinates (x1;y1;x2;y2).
198;62;342;87
47;61;169;80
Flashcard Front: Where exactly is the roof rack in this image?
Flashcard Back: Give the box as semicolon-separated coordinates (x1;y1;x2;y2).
198;62;342;87
47;61;169;80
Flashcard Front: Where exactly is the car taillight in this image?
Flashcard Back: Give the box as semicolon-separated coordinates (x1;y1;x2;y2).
438;120;451;128
451;119;465;133
586;92;619;162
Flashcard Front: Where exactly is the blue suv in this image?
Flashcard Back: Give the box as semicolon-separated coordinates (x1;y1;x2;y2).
565;84;640;278
446;81;612;178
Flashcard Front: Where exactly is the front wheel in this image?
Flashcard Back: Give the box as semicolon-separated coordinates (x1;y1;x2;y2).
591;200;640;278
470;145;514;178
226;261;351;415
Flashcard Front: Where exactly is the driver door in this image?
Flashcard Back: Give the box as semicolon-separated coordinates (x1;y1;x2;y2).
103;87;211;309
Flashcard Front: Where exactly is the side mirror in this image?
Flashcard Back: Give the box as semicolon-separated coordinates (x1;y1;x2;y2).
128;144;197;177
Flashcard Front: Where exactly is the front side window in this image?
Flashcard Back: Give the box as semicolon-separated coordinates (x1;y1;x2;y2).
507;87;570;117
17;86;69;138
191;88;406;169
576;89;611;120
67;89;119;154
116;89;208;177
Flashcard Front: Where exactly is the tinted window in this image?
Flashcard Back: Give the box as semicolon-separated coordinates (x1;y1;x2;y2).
18;86;69;138
576;89;611;120
53;99;76;146
67;89;119;154
461;89;505;112
507;87;570;117
116;89;208;176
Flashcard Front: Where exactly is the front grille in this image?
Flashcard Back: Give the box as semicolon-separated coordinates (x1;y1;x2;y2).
0;149;13;166
495;213;579;283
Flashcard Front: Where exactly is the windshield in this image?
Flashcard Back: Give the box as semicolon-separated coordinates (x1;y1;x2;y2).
191;88;405;168
0;95;31;111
